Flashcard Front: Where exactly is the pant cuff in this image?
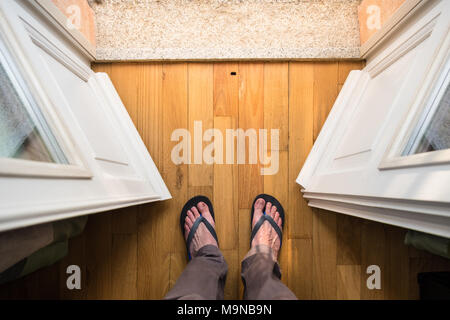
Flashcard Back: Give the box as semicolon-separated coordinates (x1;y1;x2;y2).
243;244;275;262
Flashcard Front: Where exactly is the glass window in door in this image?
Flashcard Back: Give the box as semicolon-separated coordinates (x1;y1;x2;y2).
0;39;68;164
402;70;450;156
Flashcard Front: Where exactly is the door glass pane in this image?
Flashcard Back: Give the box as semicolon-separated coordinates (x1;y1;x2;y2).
0;40;68;164
402;78;450;156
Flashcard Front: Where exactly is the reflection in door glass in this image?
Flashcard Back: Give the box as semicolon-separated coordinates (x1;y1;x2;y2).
403;81;450;156
0;41;67;164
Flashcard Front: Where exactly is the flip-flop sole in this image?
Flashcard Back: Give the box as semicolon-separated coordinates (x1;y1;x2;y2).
250;193;285;245
180;195;216;259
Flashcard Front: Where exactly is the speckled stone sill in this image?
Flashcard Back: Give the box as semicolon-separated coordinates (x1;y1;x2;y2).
91;0;362;61
95;47;361;61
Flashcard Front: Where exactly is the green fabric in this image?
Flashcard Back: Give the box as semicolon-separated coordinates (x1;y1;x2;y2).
0;216;88;285
0;259;26;285
405;230;450;259
52;216;88;242
20;241;68;276
0;241;67;285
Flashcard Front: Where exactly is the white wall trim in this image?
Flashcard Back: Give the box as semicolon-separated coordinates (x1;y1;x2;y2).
307;198;450;238
22;18;91;82
365;14;438;78
0;158;92;178
0;194;160;232
303;192;450;218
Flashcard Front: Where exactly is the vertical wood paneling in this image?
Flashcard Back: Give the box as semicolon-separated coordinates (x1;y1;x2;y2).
313;62;339;141
265;150;289;283
169;251;186;292
111;233;137;299
312;209;337;299
309;63;339;300
337;265;361;300
136;63;164;169
222;249;239;300
288;238;313;299
59;232;86;299
238;208;251;298
213;63;239;117
263;62;289;281
161;63;189;291
85;213;112;299
188;186;213;200
111;207;138;234
238;63;264;209
361;221;386;300
99;63;162;299
337;215;362;265
264;62;288;151
338;61;365;85
213;116;238;250
108;63;140;127
137;202;171;299
288;62;314;238
213;62;240;254
99;65;142;300
385;227;409;299
188;63;214;187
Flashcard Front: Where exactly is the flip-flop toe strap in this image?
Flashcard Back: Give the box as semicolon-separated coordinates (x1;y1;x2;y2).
186;216;218;258
250;214;283;248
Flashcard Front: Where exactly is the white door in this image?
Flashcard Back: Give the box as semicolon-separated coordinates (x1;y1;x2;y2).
298;0;450;237
0;0;170;232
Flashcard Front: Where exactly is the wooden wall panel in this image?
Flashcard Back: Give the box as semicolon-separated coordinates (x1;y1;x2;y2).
188;63;214;187
238;63;264;210
161;64;189;291
288;62;314;239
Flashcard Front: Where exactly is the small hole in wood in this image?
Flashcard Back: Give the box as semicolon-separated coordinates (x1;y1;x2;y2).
230;72;237;76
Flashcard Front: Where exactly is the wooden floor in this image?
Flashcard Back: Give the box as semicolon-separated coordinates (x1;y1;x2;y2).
1;62;449;299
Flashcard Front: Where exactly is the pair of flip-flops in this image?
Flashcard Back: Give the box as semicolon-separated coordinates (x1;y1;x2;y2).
180;194;285;260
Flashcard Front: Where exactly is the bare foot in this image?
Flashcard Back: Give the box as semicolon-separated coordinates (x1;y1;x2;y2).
251;198;282;261
184;201;218;257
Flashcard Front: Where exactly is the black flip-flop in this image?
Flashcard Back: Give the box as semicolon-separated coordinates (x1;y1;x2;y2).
250;194;285;248
180;195;219;260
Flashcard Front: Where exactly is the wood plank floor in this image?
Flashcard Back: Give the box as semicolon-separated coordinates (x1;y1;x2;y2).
1;62;449;300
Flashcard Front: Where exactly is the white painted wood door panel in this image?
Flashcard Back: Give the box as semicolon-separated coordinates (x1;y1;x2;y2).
334;41;423;161
0;0;170;232
298;0;450;237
